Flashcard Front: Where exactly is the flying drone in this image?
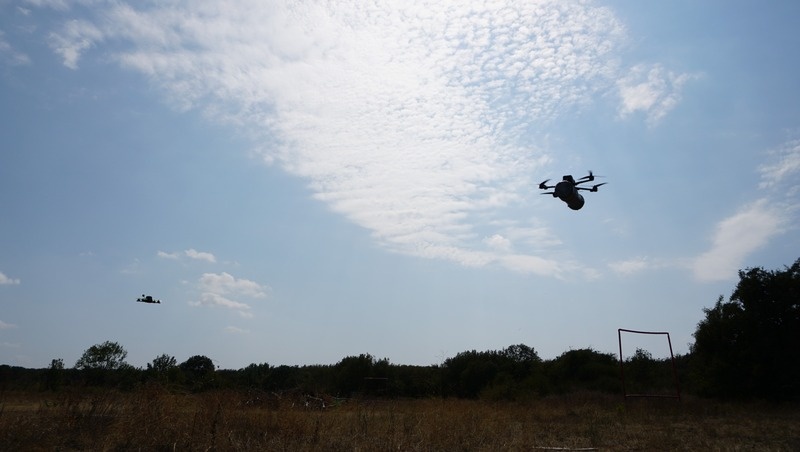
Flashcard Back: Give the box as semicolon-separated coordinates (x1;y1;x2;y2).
539;171;606;210
136;294;161;304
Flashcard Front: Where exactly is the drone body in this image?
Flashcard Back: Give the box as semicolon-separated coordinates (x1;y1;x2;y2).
539;172;606;210
137;294;161;304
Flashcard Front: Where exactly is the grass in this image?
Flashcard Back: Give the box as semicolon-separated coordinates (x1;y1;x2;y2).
2;388;799;450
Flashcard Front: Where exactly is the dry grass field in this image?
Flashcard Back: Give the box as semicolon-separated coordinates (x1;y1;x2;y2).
2;388;799;451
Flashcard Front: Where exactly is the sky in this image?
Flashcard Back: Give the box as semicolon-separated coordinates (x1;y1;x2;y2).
1;0;799;370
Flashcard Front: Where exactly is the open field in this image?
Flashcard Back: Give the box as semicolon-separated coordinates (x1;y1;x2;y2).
2;388;799;451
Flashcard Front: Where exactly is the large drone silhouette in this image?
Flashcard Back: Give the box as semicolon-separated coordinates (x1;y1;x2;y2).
136;294;161;304
539;171;606;210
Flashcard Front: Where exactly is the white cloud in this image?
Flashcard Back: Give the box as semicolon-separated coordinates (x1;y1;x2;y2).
484;234;511;251
225;326;250;334
0;31;31;66
0;272;20;285
185;249;216;263
48;19;103;69
190;272;268;318
609;257;649;275
198;272;267;298
24;0;69;10
158;248;217;262
42;1;686;279
157;250;180;259
759;139;800;192
692;199;787;282
617;64;698;125
0;320;18;329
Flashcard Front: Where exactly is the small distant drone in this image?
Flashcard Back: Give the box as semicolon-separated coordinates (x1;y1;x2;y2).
539;171;606;210
136;294;161;304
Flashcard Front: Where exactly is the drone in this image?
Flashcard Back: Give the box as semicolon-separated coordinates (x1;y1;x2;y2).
539;171;606;210
136;294;161;304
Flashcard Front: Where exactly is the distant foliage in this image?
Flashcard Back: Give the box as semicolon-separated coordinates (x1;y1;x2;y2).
75;341;128;370
544;348;619;395
179;355;216;391
443;344;543;399
691;258;800;400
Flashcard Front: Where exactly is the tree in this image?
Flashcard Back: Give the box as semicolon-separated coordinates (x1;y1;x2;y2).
691;258;800;399
148;354;177;373
545;348;619;394
45;358;65;391
75;341;128;370
179;355;216;391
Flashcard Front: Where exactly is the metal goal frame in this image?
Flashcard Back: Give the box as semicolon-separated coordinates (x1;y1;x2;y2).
617;328;681;401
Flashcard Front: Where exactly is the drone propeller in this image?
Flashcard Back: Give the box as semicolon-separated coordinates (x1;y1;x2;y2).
540;192;555;195
538;179;551;190
576;182;607;192
576;171;606;186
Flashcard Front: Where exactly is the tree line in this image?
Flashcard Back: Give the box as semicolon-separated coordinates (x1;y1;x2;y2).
2;258;797;401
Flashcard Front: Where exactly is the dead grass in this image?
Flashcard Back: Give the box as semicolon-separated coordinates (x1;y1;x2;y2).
1;388;799;450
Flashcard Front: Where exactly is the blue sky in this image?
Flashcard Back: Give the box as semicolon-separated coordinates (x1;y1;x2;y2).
1;1;799;370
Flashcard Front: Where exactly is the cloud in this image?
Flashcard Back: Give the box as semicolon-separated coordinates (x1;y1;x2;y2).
0;272;20;285
0;320;18;329
158;249;217;262
0;31;31;66
617;64;698;125
198;272;267;298
48;19;103;69
189;272;268;318
224;326;250;334
759;139;800;192
692;200;787;282
24;0;69;10
157;250;180;260
185;248;216;263
609;257;651;275
691;137;800;282
39;1;689;278
484;234;511;251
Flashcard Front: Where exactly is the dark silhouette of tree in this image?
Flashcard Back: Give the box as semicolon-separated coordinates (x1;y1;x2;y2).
239;362;271;389
443;345;543;399
545;348;618;394
44;358;65;391
334;354;382;396
75;341;128;370
147;354;178;384
74;341;132;387
691;258;800;400
179;355;216;391
148;354;177;373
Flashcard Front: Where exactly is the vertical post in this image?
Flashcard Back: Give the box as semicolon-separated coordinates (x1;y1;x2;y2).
666;333;682;401
618;328;627;399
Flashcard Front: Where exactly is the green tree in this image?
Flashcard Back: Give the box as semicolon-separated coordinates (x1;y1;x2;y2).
44;358;65;391
545;348;618;394
75;341;128;370
147;354;178;384
148;354;177;373
334;354;378;396
691;258;800;399
179;355;216;391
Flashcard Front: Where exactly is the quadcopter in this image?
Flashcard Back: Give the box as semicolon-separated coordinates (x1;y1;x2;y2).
539;171;606;210
136;294;161;304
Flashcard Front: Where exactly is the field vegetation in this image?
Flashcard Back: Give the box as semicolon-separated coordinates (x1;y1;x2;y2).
2;387;799;450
